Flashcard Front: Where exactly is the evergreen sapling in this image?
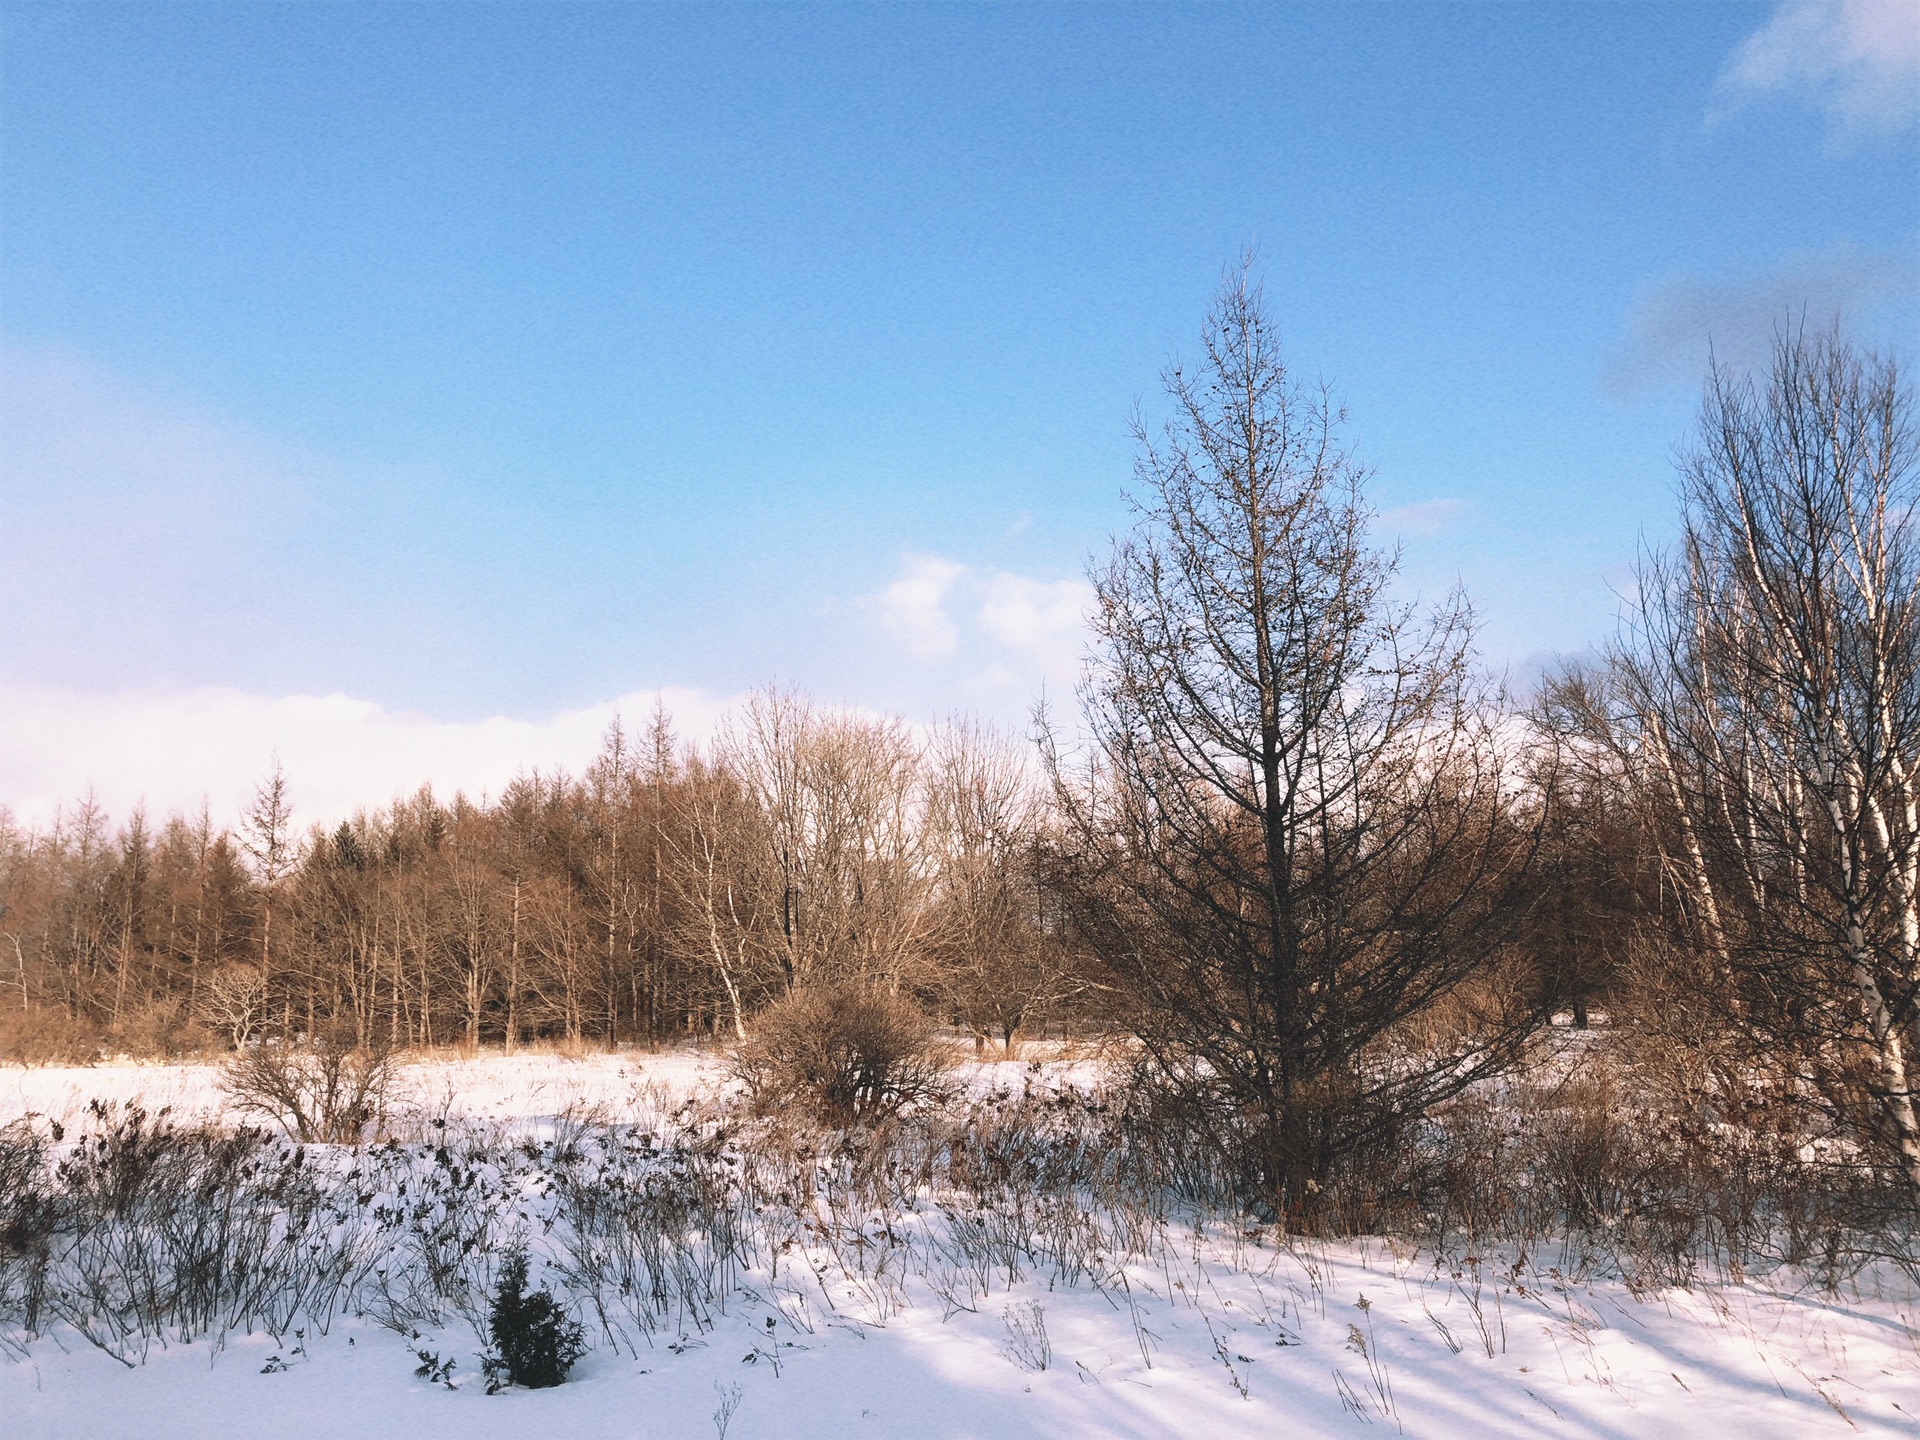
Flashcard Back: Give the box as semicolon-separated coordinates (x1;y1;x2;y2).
484;1250;586;1390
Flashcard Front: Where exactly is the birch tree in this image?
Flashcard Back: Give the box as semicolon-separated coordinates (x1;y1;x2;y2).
1614;326;1920;1189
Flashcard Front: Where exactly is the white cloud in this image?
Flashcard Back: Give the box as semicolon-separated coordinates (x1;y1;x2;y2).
1377;498;1463;537
0;683;738;832
868;554;968;657
1603;244;1918;397
862;554;1095;698
1719;0;1920;135
978;573;1095;656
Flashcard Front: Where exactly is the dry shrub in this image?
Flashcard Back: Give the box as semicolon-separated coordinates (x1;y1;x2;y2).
0;1009;100;1067
109;998;210;1062
729;983;952;1125
1103;1047;1439;1231
1397;1026;1920;1287
220;1027;396;1143
0;1116;56;1292
0;1002;207;1067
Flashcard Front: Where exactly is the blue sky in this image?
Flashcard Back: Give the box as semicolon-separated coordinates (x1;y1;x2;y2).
1;1;1915;822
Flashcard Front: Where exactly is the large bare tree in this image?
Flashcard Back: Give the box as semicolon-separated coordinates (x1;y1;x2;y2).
1046;262;1539;1222
662;753;778;1039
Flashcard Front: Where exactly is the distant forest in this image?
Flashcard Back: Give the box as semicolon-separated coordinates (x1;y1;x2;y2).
0;698;1088;1059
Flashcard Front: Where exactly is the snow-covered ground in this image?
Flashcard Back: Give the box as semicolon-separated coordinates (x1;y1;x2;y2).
1;1049;716;1130
3;1051;1916;1438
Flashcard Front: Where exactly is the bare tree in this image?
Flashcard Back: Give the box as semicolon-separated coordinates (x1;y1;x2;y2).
925;719;1080;1054
720;688;932;995
197;963;267;1048
108;807;151;1028
241;759;296;1033
221;1024;396;1143
1609;325;1920;1189
301;820;385;1049
443;806;497;1053
662;755;775;1040
496;780;545;1053
585;720;640;1047
1045;261;1540;1222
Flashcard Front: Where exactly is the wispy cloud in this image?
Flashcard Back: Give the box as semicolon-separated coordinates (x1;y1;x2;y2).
1377;498;1464;537
0;348;620;718
0;683;738;832
1603;243;1918;398
0;350;316;684
0;347;507;699
1717;0;1920;136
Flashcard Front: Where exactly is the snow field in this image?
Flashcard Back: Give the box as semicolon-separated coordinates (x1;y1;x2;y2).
1;1051;1916;1438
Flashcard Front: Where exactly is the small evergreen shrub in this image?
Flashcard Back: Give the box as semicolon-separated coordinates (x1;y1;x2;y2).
485;1250;586;1390
412;1348;456;1388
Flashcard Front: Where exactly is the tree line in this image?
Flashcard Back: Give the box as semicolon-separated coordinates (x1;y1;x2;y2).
0;699;1082;1061
3;262;1914;1221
